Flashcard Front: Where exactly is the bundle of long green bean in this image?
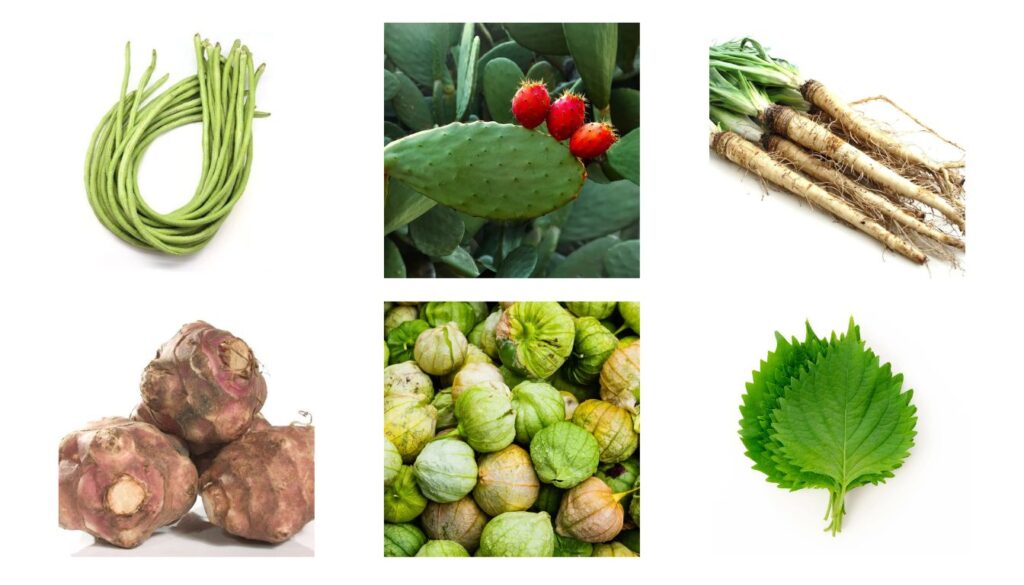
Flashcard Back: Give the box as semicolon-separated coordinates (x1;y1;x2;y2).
85;35;266;255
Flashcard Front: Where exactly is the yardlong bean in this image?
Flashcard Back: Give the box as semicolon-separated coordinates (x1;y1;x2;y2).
85;35;266;255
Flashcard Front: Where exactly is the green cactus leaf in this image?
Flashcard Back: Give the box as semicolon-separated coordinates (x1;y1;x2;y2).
534;200;576;230
478;41;536;74
545;253;565;274
436;246;480;277
610;89;640;135
385;238;407;278
459;213;488;242
599;160;624;182
562;23;618;110
620;221;640;241
475;223;501;259
499;222;528;261
385;70;400;100
526;61;563;92
384;121;406;141
385;179;435;235
483;58;524;124
616;23;640;73
476;255;497;272
392;72;434;131
384;122;586;220
561;180;640;242
550;236;620;278
385;23;452;87
433;80;457;125
585;162;610;184
554;79;582;97
531;226;561;278
446;24;464;45
503;23;569;55
497;245;539;278
456;24;480;121
603;240;639;278
606;128;639;185
409;205;465;257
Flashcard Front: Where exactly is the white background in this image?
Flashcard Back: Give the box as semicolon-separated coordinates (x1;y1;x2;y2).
0;0;1020;583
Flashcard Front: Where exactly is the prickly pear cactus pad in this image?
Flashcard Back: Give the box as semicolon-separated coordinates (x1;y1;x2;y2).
384;301;641;557
384;23;640;278
385;122;586;220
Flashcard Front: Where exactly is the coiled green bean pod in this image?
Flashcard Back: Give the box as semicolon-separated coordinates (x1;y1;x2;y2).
85;35;266;255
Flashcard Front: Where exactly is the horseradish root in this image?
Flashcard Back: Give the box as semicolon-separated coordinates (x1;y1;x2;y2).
801;80;955;179
58;418;198;548
762;106;964;230
764;135;964;250
711;130;926;264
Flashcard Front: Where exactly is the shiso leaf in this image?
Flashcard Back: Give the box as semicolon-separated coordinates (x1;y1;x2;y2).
771;319;917;534
739;322;829;489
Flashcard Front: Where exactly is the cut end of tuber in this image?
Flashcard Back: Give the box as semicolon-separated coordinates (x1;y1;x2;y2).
105;475;146;515
220;337;254;378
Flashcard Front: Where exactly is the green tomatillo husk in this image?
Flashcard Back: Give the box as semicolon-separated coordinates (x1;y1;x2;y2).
565;317;618;385
421;496;489;553
384;522;426;557
572;399;639;463
451;362;507;403
592;541;638;557
496;302;575;379
413;438;478;503
386;320;430;365
564;301;617;319
477;511;555;557
452;384;516;453
473;444;540;516
384;437;402;488
385;305;419;337
384;392;437;462
415;539;470;557
384;361;434;401
384;465;427;523
555;476;629;543
600;340;640;412
414;322;468;376
529;421;600;489
511;381;565;443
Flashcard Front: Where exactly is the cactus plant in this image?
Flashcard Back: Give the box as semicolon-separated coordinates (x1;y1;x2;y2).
384;23;640;278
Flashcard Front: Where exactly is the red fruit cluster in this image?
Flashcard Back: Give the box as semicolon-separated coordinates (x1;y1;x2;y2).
569;122;618;159
546;92;587;140
511;81;550;129
510;83;616;159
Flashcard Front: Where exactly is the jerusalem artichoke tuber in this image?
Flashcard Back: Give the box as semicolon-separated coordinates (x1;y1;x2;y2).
58;418;198;548
200;425;315;543
188;413;272;475
140;321;268;449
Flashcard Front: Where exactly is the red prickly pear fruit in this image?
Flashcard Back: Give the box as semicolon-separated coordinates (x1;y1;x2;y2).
569;122;618;159
546;91;587;141
511;81;551;129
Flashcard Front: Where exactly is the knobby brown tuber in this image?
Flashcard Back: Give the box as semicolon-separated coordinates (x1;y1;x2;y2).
140;321;268;449
200;425;315;543
58;418;198;548
188;413;272;476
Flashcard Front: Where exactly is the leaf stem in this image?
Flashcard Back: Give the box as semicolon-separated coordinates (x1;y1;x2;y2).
825;486;846;536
